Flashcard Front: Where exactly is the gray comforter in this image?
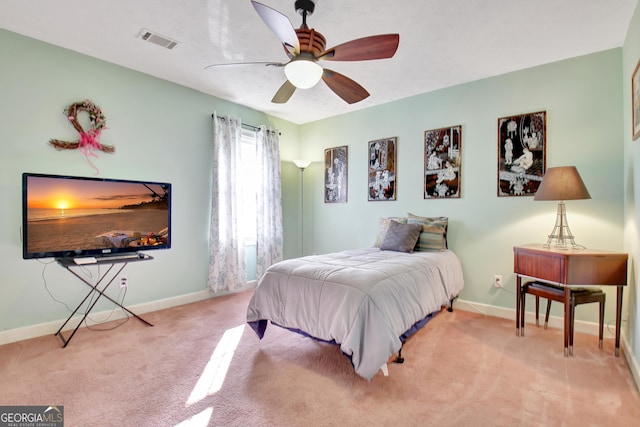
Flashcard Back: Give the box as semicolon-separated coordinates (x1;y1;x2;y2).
246;247;465;380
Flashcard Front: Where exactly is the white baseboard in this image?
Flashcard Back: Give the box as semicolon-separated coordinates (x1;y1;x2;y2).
2;290;637;394
455;298;605;338
0;282;258;347
0;291;611;345
622;336;640;392
0;289;212;346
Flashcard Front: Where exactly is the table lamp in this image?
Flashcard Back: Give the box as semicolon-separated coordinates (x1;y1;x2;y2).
533;166;591;249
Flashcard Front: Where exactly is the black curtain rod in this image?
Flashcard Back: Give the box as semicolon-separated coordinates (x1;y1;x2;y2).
209;113;259;130
211;114;280;135
241;123;260;131
243;123;281;135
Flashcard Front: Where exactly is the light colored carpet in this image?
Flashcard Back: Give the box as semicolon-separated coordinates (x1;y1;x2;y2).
1;290;639;426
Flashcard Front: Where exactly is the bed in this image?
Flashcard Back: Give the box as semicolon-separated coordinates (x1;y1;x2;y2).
246;214;464;380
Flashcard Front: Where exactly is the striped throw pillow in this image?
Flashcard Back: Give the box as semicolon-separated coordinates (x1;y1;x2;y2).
407;213;448;251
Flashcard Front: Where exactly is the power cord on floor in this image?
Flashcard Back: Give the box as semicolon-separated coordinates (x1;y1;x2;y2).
461;301;489;316
40;259;130;332
85;285;130;331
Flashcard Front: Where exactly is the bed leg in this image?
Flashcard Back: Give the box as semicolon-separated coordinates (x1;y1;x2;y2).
395;345;405;364
448;296;458;312
380;363;389;376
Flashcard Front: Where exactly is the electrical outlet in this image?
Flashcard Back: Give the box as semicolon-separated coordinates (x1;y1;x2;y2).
120;275;128;288
493;275;503;288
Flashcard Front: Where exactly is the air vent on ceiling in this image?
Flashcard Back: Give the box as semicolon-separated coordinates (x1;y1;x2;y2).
139;29;179;50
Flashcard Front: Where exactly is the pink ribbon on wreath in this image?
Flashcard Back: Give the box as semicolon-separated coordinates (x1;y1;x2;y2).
78;130;102;174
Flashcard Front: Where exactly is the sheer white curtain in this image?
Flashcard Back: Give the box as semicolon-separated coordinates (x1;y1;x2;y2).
208;113;246;293
256;126;283;280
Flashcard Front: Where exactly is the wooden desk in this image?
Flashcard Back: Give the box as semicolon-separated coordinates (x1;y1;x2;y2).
514;244;628;356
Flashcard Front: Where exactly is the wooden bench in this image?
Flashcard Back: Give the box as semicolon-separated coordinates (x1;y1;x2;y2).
520;281;605;351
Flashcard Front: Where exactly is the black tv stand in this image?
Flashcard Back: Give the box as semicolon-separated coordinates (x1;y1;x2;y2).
54;253;154;348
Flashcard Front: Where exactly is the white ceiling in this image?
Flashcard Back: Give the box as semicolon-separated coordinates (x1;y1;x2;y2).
1;0;637;124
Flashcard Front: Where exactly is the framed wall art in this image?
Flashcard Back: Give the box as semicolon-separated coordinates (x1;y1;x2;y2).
424;125;462;199
324;145;348;203
497;111;546;197
368;137;397;201
633;58;640;140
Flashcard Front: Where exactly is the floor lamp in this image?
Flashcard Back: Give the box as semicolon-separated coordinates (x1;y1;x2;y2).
294;159;311;256
533;166;591;249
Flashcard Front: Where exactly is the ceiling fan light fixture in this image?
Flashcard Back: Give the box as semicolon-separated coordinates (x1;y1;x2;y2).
285;58;323;89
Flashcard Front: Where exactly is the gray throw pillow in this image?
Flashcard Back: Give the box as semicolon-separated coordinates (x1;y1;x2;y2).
380;220;423;253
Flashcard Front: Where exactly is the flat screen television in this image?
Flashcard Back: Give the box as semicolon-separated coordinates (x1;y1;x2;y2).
22;173;171;259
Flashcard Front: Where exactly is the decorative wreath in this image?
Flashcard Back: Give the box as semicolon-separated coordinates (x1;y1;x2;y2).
49;99;114;174
49;99;114;152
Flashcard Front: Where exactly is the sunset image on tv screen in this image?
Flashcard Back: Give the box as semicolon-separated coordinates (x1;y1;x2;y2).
25;175;170;257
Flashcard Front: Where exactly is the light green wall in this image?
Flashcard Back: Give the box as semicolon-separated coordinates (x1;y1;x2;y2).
623;3;640;382
0;20;634;369
0;29;300;332
299;49;624;319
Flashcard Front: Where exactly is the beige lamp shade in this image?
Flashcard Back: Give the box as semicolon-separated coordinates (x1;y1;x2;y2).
534;166;591;201
534;166;590;249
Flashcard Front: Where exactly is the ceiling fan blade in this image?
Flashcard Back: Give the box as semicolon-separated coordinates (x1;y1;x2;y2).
204;61;284;70
271;80;296;103
319;34;399;61
322;69;370;104
251;1;300;56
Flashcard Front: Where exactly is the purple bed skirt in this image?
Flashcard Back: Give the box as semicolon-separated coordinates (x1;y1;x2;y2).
248;308;440;348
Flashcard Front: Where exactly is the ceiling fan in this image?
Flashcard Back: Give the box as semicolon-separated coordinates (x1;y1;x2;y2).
206;0;400;104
